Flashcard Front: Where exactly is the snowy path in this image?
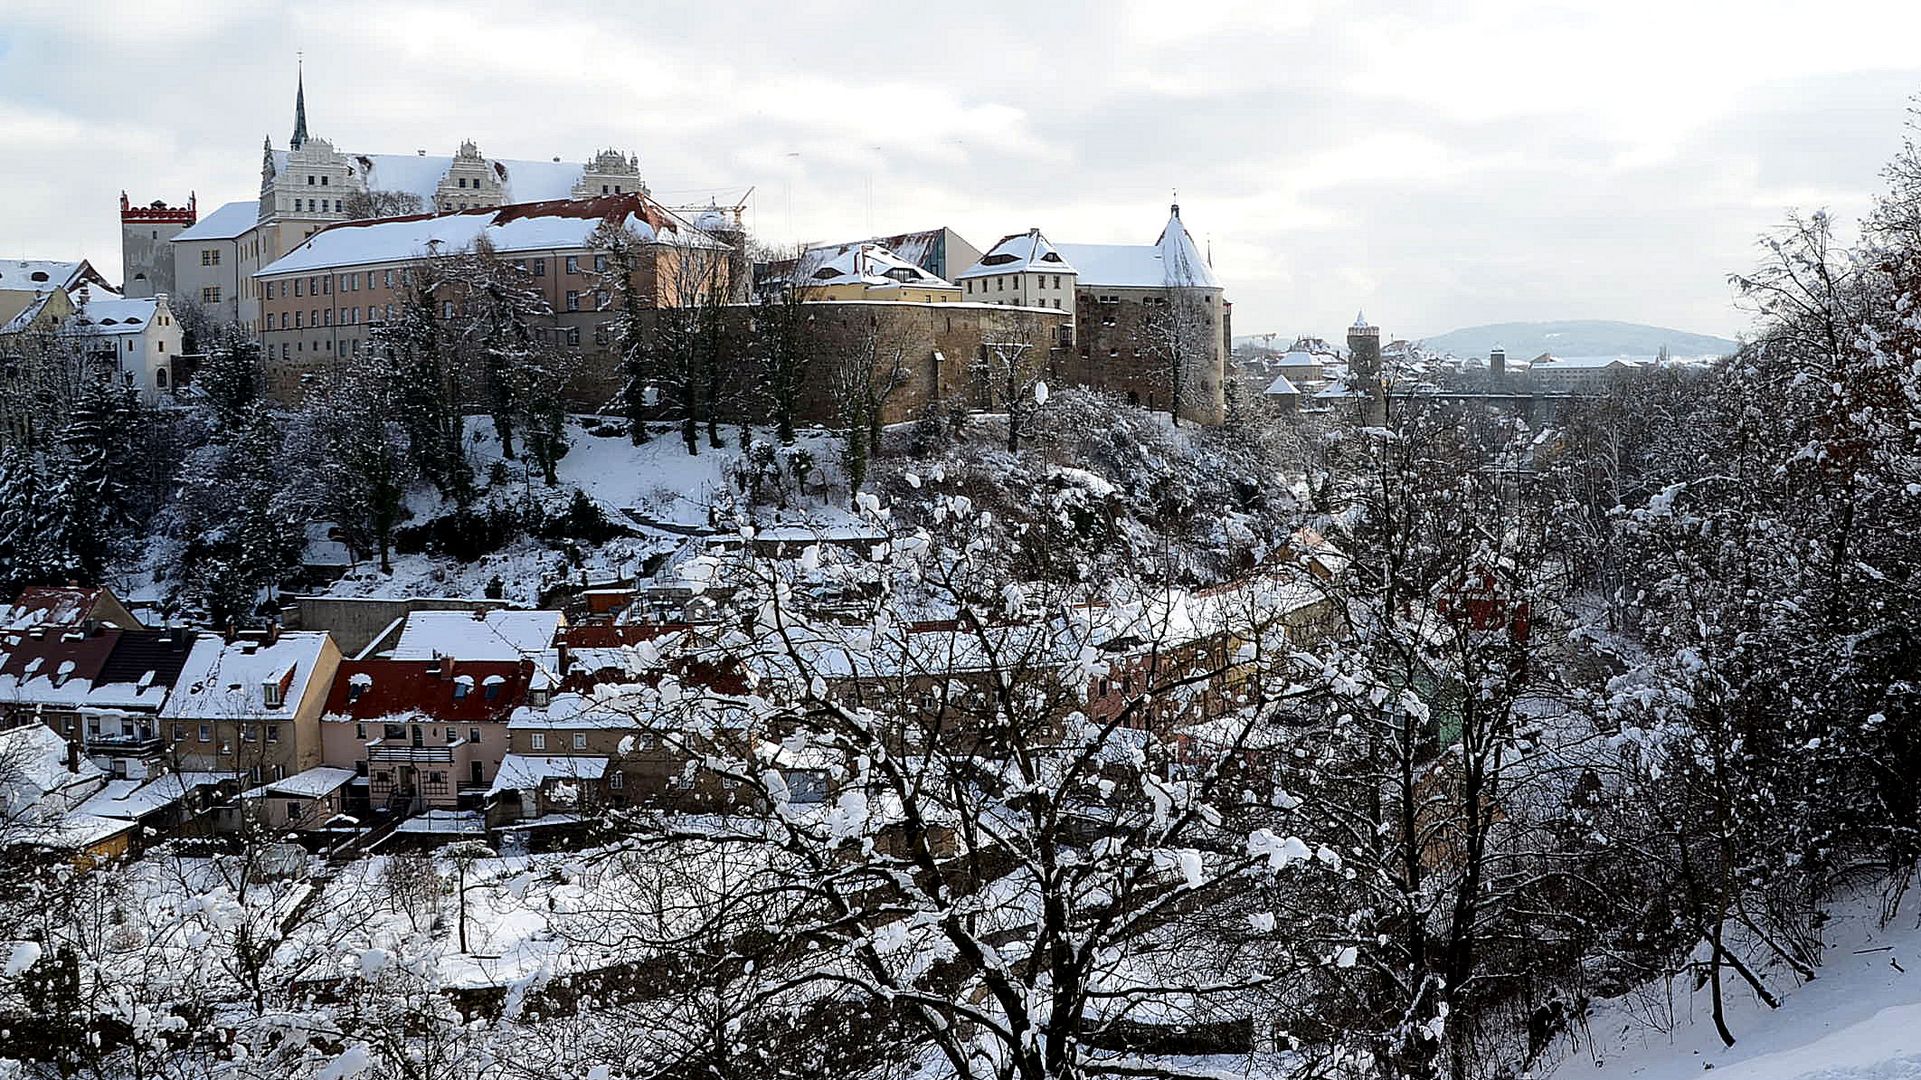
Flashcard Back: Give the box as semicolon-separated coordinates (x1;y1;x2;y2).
1555;897;1921;1080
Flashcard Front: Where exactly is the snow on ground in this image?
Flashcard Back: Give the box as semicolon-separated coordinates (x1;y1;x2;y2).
319;418;857;605
1551;892;1921;1080
463;416;848;529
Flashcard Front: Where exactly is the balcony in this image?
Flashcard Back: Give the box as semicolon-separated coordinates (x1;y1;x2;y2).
84;732;166;756
367;742;456;765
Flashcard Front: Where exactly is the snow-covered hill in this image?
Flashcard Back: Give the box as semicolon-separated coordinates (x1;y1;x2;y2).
1553;895;1921;1080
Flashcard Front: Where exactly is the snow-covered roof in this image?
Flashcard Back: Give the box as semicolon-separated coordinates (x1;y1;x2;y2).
159;632;332;720
243;765;356;800
1275;350;1323;370
256;194;727;277
75;771;226;820
0;260;92;293
487;753;609;796
0;724;103;806
1051;208;1219;290
1262;374;1299;397
803;243;956;290
0;587;110;630
172;200;260;242
387;610;562;662
955;229;1075;280
67;297;161;338
508;691;638;730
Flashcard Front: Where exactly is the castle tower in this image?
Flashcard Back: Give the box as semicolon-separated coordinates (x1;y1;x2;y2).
120;191;197;298
1346;310;1386;425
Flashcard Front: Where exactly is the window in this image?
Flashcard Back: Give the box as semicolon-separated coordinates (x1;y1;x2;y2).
324;308;333;326
265;282;274;300
453;680;470;701
565;255;579;274
530;732;547;750
565;327;580;347
294;311;303;328
355;722;366;738
457;177;468;189
1054;275;1062;289
320;174;329;186
446;728;459;744
156;368;168;388
307;175;316;186
609;770;624;790
443;301;455;318
593;254;607;272
294;278;303;297
263;679;283;708
565;290;580;312
572;732;587;750
201;249;221;266
470;726;482;742
201;286;222;305
532;258;546;277
384;723;406;741
322;276;331;295
366;271;376;289
267;724;281;743
384;269;395;288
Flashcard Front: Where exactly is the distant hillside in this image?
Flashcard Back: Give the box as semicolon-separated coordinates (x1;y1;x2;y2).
1419;320;1736;359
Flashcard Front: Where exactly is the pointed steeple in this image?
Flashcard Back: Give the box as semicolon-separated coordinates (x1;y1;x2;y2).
291;57;309;150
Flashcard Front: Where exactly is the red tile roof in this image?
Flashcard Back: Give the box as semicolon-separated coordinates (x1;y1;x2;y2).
325;658;531;722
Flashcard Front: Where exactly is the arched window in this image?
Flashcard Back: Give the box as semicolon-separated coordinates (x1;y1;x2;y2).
155;368;169;388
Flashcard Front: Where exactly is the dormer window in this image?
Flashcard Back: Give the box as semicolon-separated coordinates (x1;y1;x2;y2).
262;681;283;708
980;253;1018;266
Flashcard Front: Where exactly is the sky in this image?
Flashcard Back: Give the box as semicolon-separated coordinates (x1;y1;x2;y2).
3;0;1920;342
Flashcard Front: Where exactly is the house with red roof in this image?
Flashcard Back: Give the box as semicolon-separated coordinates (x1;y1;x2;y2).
321;656;532;815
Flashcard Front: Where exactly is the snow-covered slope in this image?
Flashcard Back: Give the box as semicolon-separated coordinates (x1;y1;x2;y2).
1553;895;1921;1080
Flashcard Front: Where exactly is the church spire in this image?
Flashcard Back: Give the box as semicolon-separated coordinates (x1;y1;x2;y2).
291;56;309;150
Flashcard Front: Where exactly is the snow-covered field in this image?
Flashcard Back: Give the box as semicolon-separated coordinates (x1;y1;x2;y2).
1553;894;1921;1080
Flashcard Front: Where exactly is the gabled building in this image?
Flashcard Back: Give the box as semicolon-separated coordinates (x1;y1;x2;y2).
321;656;533;815
955;228;1078;313
60;294;186;404
157;630;342;785
169;199;264;326
0;259;117;318
0;625;192;779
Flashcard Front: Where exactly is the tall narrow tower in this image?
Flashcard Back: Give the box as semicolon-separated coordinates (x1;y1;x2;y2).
120;191;197;299
1346;310;1386;425
291;58;309;150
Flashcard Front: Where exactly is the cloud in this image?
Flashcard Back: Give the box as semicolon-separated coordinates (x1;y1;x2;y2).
2;0;1919;340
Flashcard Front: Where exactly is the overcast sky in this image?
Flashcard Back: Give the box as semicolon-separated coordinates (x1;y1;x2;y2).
4;0;1920;341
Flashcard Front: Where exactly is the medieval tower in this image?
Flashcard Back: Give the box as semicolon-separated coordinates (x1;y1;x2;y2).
120;191;196;298
1347;311;1386;425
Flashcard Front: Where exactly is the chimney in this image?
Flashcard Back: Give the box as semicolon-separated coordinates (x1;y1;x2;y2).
67;738;81;774
266;620;281;645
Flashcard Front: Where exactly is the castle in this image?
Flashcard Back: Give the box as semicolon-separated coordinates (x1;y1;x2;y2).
132;65;662;331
